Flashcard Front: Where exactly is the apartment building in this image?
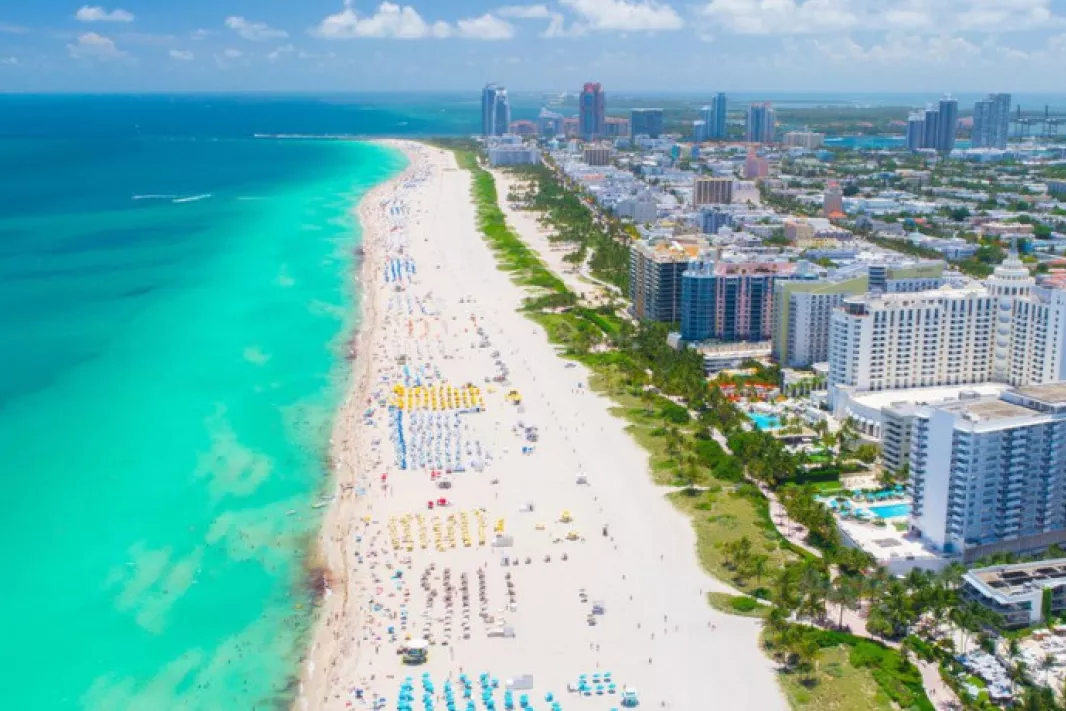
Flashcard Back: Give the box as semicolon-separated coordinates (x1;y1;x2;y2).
909;383;1066;559
628;237;708;322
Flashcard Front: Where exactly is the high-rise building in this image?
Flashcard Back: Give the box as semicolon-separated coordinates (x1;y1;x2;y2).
711;93;727;139
681;259;795;342
908;383;1066;559
823;182;844;217
692;120;708;142
827;249;1066;410
630;108;664;138
692;177;733;206
745;102;775;143
923;104;940;150
481;84;511;137
579;82;606;140
906;112;925;151
537;108;564;138
936;96;959;154
972;93;1012;150
628;237;708;322
772;261;945;368
699;93;728;140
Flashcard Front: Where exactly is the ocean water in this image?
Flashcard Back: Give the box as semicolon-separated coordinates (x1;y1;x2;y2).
0;108;406;709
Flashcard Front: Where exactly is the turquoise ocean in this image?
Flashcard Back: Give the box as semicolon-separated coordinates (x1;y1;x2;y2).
0;96;424;709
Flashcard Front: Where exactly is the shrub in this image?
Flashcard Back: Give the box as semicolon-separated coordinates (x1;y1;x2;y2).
730;595;759;613
659;401;691;424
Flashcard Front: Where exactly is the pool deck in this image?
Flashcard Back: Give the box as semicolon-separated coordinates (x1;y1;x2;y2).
837;518;949;572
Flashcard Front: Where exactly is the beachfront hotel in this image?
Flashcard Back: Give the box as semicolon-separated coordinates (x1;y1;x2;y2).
680;257;795;342
772;260;945;368
828;249;1066;411
908;383;1066;560
629;236;709;322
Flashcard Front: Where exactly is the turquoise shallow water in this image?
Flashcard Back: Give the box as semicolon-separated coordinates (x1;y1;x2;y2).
0;133;405;708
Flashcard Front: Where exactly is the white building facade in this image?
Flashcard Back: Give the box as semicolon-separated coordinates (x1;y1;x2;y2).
828;252;1066;409
909;384;1066;559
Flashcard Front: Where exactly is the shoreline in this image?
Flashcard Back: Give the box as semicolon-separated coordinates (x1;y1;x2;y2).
297;140;786;711
297;139;416;710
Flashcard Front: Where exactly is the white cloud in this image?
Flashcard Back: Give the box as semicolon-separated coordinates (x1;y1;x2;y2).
313;1;514;40
190;29;210;41
267;43;296;60
169;49;194;61
499;4;587;36
559;0;683;31
699;0;1062;36
1;56;18;65
456;14;516;39
314;2;451;38
222;48;243;58
498;4;554;18
75;6;134;23
699;0;857;35
67;32;127;59
225;16;288;42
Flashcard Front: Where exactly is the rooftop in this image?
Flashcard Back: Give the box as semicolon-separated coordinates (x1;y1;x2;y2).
862;383;1008;412
1012;382;1066;406
968;558;1066;598
941;398;1032;422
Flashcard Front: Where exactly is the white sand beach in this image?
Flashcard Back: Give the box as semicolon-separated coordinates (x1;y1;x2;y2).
297;141;787;711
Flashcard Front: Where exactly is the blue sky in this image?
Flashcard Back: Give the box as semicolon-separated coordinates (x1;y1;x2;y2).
2;0;1066;92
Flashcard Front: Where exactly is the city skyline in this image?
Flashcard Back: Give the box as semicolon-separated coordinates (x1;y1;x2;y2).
1;0;1066;92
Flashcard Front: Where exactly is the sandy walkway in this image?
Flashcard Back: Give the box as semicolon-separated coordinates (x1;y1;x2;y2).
297;142;786;711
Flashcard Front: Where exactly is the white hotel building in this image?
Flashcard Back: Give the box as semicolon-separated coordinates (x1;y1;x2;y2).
909;383;1066;559
828;251;1066;422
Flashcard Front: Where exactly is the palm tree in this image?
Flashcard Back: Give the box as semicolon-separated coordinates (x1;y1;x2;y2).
828;576;861;631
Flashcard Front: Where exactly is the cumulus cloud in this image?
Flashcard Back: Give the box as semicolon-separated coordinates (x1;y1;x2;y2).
499;4;587;36
699;0;1062;36
225;16;288;42
313;1;514;40
559;0;683;31
75;5;134;23
456;14;516;39
67;32;127;59
169;49;194;60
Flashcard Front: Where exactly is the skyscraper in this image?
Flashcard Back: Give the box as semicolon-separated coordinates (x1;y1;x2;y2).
481;84;510;137
936;96;958;154
579;82;605;140
700;93;728;140
906;112;925;151
745;102;775;144
630;108;664;138
922;104;940;150
972;93;1012;150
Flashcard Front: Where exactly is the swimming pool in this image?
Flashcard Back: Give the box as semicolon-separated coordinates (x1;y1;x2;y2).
866;503;911;519
747;412;782;431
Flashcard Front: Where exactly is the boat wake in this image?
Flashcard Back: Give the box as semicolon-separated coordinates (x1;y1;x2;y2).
132;194;178;200
172;193;213;204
